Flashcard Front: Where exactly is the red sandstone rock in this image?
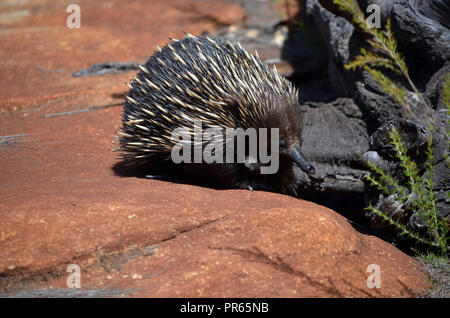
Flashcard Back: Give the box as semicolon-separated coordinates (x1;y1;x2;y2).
0;0;430;297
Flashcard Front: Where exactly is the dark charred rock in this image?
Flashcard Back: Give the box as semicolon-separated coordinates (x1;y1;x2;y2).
306;0;355;97
368;119;430;162
295;97;369;194
361;151;397;175
416;0;450;29
308;0;450;94
391;0;450;83
425;63;450;121
280;16;328;78
373;194;408;228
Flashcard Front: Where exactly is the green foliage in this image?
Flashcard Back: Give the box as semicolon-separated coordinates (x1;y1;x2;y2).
365;128;448;256
331;0;449;257
364;67;406;105
345;48;398;73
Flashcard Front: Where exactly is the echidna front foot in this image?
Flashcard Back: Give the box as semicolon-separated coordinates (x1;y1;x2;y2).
283;184;298;198
238;180;274;192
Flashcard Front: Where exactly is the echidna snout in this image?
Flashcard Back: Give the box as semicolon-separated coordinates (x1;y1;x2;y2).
285;147;315;175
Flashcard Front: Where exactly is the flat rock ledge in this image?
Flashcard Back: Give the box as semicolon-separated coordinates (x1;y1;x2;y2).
1;187;430;297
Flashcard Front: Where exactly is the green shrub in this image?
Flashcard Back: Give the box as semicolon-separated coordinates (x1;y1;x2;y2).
365;128;448;256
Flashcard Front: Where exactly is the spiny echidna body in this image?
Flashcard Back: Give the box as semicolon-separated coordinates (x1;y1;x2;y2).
116;34;314;196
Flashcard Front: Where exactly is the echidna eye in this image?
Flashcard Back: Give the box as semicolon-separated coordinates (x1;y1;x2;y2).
279;140;287;148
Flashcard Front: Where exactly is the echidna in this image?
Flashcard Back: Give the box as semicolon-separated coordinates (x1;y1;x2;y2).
116;34;315;196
